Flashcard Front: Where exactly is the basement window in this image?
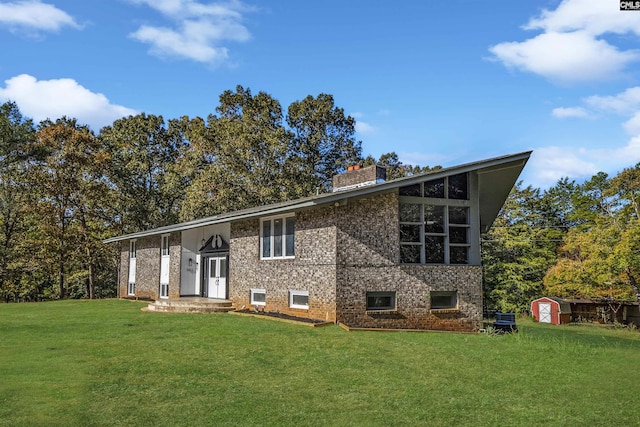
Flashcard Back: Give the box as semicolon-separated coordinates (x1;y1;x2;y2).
366;291;396;311
289;290;309;309
430;291;457;310
251;288;266;306
128;282;135;295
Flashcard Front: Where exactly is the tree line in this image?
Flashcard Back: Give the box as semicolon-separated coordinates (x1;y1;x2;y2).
1;85;638;311
483;171;640;312
0;86;432;302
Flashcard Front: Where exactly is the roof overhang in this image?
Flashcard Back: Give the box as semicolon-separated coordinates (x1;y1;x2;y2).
103;150;531;243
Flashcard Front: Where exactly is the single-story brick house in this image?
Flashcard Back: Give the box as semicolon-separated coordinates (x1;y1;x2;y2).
104;151;530;331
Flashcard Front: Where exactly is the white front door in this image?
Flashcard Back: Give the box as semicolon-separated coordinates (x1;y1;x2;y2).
207;256;227;299
539;302;552;323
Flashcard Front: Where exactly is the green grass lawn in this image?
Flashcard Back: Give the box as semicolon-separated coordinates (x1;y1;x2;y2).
2;300;640;426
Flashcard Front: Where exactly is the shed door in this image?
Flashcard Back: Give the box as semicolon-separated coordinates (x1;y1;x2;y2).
539;302;552;323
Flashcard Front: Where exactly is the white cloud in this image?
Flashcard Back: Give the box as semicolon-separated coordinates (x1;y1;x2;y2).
489;0;640;83
585;87;640;113
489;31;638;82
0;0;81;33
355;121;376;134
128;0;254;64
524;0;640;36
526;147;599;187
624;112;640;135
527;138;640;188
0;74;137;130
552;106;591;118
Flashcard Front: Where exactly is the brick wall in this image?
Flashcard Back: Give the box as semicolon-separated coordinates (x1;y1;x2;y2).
117;233;181;300
334;191;483;331
229;205;338;322
332;165;386;190
227;190;483;331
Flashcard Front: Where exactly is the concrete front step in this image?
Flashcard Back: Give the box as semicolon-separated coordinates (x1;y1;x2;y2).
147;297;235;313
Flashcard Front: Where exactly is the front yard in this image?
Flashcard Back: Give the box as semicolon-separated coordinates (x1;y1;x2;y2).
1;299;639;426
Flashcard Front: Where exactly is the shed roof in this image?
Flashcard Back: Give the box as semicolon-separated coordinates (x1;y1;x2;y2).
104;150;531;243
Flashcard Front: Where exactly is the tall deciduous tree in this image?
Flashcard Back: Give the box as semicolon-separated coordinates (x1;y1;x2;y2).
100;113;184;232
287;94;361;195
30;118;111;299
0;102;36;302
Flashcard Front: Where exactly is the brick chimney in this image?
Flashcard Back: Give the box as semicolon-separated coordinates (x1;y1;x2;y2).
332;165;386;192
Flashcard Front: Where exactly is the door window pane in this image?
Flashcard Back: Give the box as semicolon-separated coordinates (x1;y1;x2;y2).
219;258;227;277
209;259;216;278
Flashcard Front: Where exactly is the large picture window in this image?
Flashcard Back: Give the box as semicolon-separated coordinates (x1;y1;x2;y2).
261;215;295;259
399;173;471;265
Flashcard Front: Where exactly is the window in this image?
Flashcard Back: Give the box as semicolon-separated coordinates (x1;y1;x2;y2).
251;288;266;306
161;235;170;256
366;291;396;311
160;283;169;299
128;282;135;295
130;241;136;259
399;173;469;200
289;290;309;309
261;215;295;259
398;173;471;265
430;291;457;310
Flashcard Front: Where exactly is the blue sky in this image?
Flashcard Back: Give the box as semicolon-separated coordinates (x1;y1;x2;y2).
1;0;640;188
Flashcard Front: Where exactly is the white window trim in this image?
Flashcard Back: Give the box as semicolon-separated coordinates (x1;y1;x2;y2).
130;240;136;259
127;282;135;296
161;234;170;257
289;290;309;309
250;288;266;306
260;214;295;260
